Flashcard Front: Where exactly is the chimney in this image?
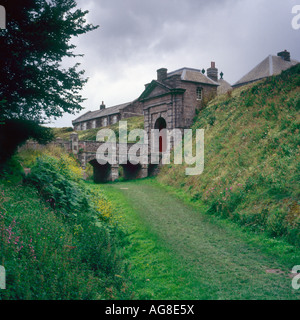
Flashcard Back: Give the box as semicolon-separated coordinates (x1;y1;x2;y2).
100;101;106;110
277;50;290;62
207;62;218;82
157;68;168;82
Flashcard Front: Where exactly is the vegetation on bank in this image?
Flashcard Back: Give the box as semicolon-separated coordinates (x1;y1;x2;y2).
0;147;131;300
158;64;300;246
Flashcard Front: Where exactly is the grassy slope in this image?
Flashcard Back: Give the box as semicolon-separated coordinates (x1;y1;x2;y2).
158;64;300;246
97;179;300;300
52;116;144;141
0;151;131;300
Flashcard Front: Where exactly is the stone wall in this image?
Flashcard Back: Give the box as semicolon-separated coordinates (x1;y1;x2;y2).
19;139;72;153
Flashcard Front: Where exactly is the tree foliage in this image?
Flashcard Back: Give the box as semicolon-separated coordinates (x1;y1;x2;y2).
0;119;55;165
0;0;98;122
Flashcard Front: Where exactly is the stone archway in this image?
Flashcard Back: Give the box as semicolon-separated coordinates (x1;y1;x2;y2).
154;117;167;152
120;162;142;180
89;159;112;183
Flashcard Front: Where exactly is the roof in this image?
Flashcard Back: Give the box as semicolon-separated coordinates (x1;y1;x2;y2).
217;78;232;95
138;80;186;101
233;55;299;87
72;102;131;124
167;67;219;86
139;66;220;101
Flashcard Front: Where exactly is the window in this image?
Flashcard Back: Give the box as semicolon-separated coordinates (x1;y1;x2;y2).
112;115;118;124
196;87;203;100
102;117;108;127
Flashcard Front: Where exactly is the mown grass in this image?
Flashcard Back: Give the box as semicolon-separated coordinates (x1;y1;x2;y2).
158;64;300;247
96;179;300;300
93;181;213;300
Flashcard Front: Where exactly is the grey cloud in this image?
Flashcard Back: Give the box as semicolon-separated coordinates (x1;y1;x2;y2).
51;0;300;127
76;0;234;61
75;0;300;70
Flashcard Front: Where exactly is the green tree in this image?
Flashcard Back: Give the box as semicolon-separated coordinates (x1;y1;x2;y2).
0;0;98;164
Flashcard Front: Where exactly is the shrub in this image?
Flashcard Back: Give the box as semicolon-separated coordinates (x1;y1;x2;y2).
266;210;288;237
0;153;131;299
25;155;86;219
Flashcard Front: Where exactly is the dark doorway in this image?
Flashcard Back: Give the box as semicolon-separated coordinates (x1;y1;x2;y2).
90;160;111;183
154;117;167;152
120;162;142;180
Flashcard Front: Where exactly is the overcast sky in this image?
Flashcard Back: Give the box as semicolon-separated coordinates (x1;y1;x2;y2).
50;0;300;127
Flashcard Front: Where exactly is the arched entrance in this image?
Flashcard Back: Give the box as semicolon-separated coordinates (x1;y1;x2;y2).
89;159;112;183
120;162;142;180
154;117;167;152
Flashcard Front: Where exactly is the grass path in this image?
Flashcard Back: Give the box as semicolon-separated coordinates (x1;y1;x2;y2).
96;179;299;300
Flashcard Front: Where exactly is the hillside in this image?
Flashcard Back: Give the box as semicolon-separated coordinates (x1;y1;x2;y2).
158;64;300;246
0;147;132;299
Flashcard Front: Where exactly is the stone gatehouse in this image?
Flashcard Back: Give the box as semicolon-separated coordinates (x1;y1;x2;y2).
69;62;229;181
140;64;221;140
72;62;230;134
72;50;298;135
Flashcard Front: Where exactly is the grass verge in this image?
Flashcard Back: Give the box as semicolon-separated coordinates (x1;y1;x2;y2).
96;178;300;300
